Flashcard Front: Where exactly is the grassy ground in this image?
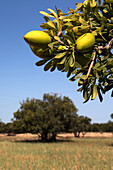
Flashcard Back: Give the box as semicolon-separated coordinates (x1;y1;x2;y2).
0;137;113;170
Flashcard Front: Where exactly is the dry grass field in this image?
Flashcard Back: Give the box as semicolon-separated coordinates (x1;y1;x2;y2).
0;133;113;169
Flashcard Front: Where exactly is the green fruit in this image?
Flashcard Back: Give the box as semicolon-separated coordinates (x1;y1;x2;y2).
30;46;52;59
24;30;51;48
76;33;95;53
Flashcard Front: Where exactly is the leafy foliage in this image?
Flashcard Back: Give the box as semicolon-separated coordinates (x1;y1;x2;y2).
11;93;78;141
25;0;113;102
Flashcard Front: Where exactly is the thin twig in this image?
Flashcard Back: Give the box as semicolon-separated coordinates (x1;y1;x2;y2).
94;38;113;52
87;51;96;78
57;39;70;48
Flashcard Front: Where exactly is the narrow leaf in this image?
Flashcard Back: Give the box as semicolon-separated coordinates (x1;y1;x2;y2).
97;86;103;102
47;21;56;29
40;11;54;18
54;36;61;41
59;56;66;64
44;60;52;71
79;17;88;26
35;60;48;66
91;85;98;100
48;8;58;18
54;52;67;59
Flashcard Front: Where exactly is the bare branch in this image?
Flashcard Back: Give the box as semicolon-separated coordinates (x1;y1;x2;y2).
57;39;70;48
83;51;97;85
87;51;96;78
94;38;113;52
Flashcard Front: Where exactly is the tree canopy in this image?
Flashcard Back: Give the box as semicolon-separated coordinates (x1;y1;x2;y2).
24;0;113;103
12;93;78;141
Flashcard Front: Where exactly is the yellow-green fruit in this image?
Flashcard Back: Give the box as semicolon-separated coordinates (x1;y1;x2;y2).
76;33;95;53
30;46;52;59
24;30;51;48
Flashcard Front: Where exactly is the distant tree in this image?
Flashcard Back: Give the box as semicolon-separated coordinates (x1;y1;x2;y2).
100;121;113;132
12;93;78;141
0;120;5;133
72;116;91;137
110;113;113;119
89;123;101;132
4;123;13;135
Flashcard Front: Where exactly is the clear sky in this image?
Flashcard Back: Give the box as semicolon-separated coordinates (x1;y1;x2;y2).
0;0;112;123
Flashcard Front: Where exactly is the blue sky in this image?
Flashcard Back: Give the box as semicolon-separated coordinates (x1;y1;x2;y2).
0;0;112;123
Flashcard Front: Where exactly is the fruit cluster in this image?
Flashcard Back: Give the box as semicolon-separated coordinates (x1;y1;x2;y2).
24;0;113;102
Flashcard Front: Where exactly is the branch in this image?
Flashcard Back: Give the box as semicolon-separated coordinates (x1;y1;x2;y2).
57;39;70;48
94;38;113;53
84;38;113;84
83;51;97;85
87;51;96;78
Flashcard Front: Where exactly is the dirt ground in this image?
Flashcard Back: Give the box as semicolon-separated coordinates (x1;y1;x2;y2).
57;132;113;138
0;132;113;141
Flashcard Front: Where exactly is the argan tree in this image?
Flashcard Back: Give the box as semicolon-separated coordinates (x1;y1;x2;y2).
73;116;91;137
24;0;113;103
12;93;78;141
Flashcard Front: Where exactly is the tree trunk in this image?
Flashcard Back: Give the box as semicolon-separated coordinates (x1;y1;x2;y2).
41;132;48;141
74;131;80;137
51;132;57;141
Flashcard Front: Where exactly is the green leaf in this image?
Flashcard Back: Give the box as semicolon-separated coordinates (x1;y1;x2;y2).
80;75;87;80
97;86;103;102
111;90;113;97
54;36;61;41
40;11;54;18
44;60;52;71
77;86;84;92
64;22;73;27
98;0;101;6
50;64;56;72
69;73;81;81
48;42;58;50
47;21;56;29
83;86;91;103
64;59;70;72
77;78;84;86
72;26;79;33
63;35;75;44
91;1;97;8
56;9;63;16
99;31;107;42
57;64;64;71
79;17;88;26
69;55;75;67
44;16;50;22
105;0;113;3
40;23;49;29
67;67;73;78
59;56;67;64
91;85;98;100
53;18;60;30
83;89;88;100
54;52;67;59
78;25;90;33
47;8;58;18
75;3;83;11
35;60;48;66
